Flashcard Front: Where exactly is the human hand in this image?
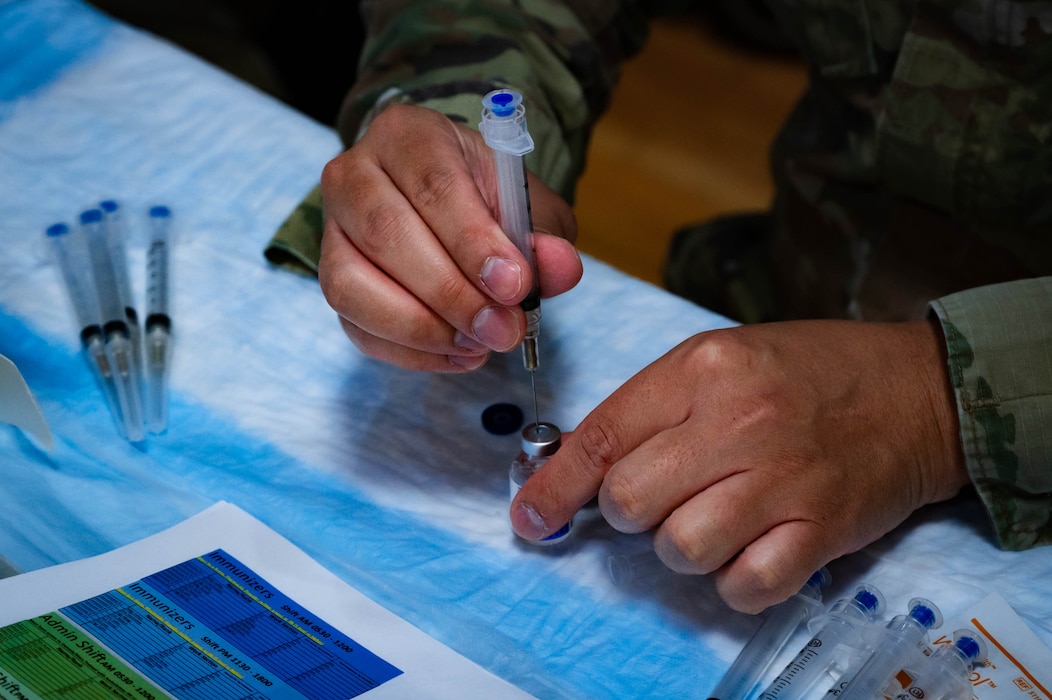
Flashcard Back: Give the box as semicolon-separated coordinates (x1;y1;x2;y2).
318;104;582;371
510;319;969;612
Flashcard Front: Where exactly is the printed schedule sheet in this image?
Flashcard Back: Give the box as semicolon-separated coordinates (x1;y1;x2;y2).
0;502;534;700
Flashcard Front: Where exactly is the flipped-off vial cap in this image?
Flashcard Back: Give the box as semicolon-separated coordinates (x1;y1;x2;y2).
481;402;524;435
521;422;561;457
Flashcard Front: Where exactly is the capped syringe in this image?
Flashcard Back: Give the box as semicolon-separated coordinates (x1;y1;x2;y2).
144;205;173;434
46;222;123;434
708;568;831;700
81;208;146;442
99;200;141;363
480;88;542;424
758;583;886;700
829;598;943;700
886;629;986;700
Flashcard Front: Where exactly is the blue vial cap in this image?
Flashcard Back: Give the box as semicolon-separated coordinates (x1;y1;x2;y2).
956;635;982;659
99;200;118;213
46;222;69;237
79;208;103;224
149;205;171;218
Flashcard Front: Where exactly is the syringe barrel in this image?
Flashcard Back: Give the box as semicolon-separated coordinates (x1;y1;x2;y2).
46;223;102;333
481;89;541;307
708;569;830;700
99;200;136;321
761;582;886;700
146;205;171;322
834;599;942;700
80;209;127;327
491;148;541;304
887;630;986;700
758;615;861;700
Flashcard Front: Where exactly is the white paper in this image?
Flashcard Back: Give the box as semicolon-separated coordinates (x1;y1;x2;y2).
0;353;52;451
0;501;534;699
922;592;1052;700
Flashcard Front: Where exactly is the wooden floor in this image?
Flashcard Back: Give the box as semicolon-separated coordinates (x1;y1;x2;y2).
572;17;807;286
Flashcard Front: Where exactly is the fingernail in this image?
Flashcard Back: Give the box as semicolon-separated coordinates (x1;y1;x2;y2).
453;330;487;352
449;353;487;370
472;306;519;351
511;503;548;540
480;256;522;303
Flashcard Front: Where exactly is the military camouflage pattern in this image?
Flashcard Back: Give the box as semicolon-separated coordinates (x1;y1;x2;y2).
266;184;324;274
265;0;1052;549
933;279;1052;550
340;0;658;202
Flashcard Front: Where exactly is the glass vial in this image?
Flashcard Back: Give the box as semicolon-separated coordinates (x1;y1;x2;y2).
510;421;572;545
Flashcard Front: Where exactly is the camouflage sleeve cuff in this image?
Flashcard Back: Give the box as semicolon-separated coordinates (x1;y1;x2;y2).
930;277;1052;550
264;184;324;276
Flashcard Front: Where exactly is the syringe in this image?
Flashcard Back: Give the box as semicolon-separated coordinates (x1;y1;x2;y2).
99;200;141;367
708;568;831;700
480;88;542;424
758;584;886;700
144;205;173;434
46;222;123;434
81;208;146;442
829;598;943;700
885;629;986;700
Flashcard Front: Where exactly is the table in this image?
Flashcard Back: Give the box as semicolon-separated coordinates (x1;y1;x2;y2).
1;1;1051;697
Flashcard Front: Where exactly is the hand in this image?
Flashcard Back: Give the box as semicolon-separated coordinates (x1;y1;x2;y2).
510;319;970;612
318;104;583;371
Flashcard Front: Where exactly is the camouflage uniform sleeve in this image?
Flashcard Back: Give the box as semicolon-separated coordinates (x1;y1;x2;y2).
930;277;1052;550
265;0;654;275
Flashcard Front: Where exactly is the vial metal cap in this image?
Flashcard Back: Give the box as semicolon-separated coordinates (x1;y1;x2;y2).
521;422;561;457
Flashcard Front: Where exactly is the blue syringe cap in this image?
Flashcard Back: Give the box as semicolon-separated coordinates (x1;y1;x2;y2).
46;222;69;237
852;584;885;615
806;567;832;592
79;208;103;224
149;205;171;218
480;88;534;156
482;89;522;117
907;597;943;630
953;628;987;661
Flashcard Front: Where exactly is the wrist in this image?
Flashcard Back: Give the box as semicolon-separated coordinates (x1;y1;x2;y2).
912;317;970;501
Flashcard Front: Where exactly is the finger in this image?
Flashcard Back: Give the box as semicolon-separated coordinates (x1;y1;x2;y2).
321;168;524;353
337;316;489;373
528;171;578;244
319;222;502;364
651;471;780;576
713;520;832;614
597;421;726;534
360;106;533;306
510;364;693;541
533;233;583;298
